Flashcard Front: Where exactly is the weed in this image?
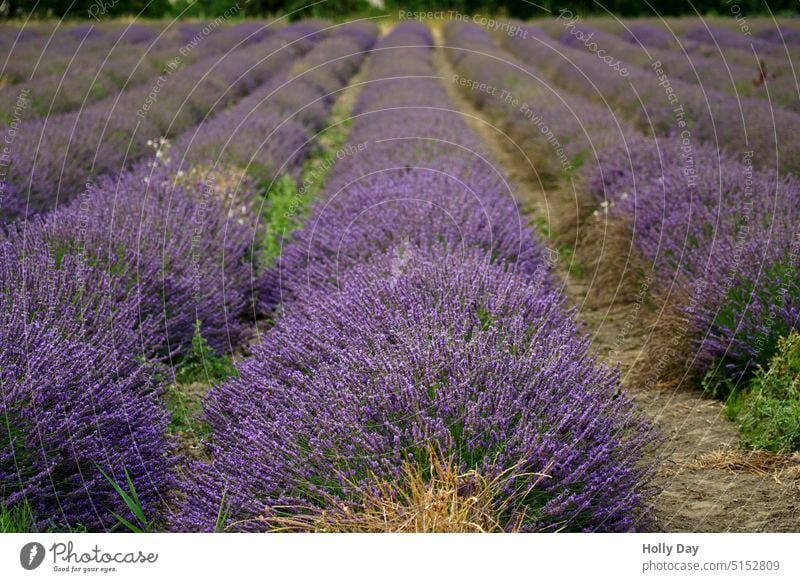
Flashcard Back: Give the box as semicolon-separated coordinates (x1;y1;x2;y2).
174;320;237;386
99;466;150;533
733;332;800;452
0;500;34;533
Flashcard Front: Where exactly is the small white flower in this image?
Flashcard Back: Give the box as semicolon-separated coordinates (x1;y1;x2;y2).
177;170;185;178
620;192;629;200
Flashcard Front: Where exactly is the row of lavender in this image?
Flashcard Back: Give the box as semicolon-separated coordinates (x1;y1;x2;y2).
0;21;329;221
619;21;800;77
549;19;800;112
0;22;377;531
501;22;800;175
176;22;655;533
0;21;264;82
0;22;162;81
445;23;799;402
0;22;275;122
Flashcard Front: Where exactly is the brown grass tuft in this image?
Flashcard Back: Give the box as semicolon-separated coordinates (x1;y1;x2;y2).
692;446;800;484
241;447;553;533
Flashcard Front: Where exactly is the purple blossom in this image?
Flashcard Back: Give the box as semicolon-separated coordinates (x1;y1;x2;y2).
181;247;655;532
0;235;175;531
20;163;262;359
448;23;800;393
501;22;800;173
176;23;378;185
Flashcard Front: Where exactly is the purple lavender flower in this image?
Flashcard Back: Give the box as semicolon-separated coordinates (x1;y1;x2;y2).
181;247;655;532
0;235;175;531
20;162;262;359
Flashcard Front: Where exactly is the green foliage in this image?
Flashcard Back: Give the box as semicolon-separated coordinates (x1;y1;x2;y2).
704;259;798;399
214;490;230;533
729;332;800;453
0;500;34;533
702;365;742;401
262;174;304;261
164;382;209;437
174;320;238;386
530;216;551;239
558;244;585;278
262;113;353;261
168;321;236;436
98;466;150;533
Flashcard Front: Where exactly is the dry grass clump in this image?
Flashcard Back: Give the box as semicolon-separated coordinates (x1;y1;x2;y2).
692;446;800;484
176;163;250;195
248;448;553;533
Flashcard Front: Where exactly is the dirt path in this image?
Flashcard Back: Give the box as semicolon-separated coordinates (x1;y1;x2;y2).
432;30;799;532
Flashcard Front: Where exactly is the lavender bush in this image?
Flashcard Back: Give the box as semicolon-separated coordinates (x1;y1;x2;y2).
0;235;175;531
176;22;378;186
620;24;675;50
444;22;632;182
587;137;800;389
755;26;800;46
265;24;548;309
450;23;800;399
20;162;262;359
684;24;773;54
183;248;655;532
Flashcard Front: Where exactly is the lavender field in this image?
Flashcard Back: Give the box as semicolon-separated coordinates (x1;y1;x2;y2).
1;13;799;534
